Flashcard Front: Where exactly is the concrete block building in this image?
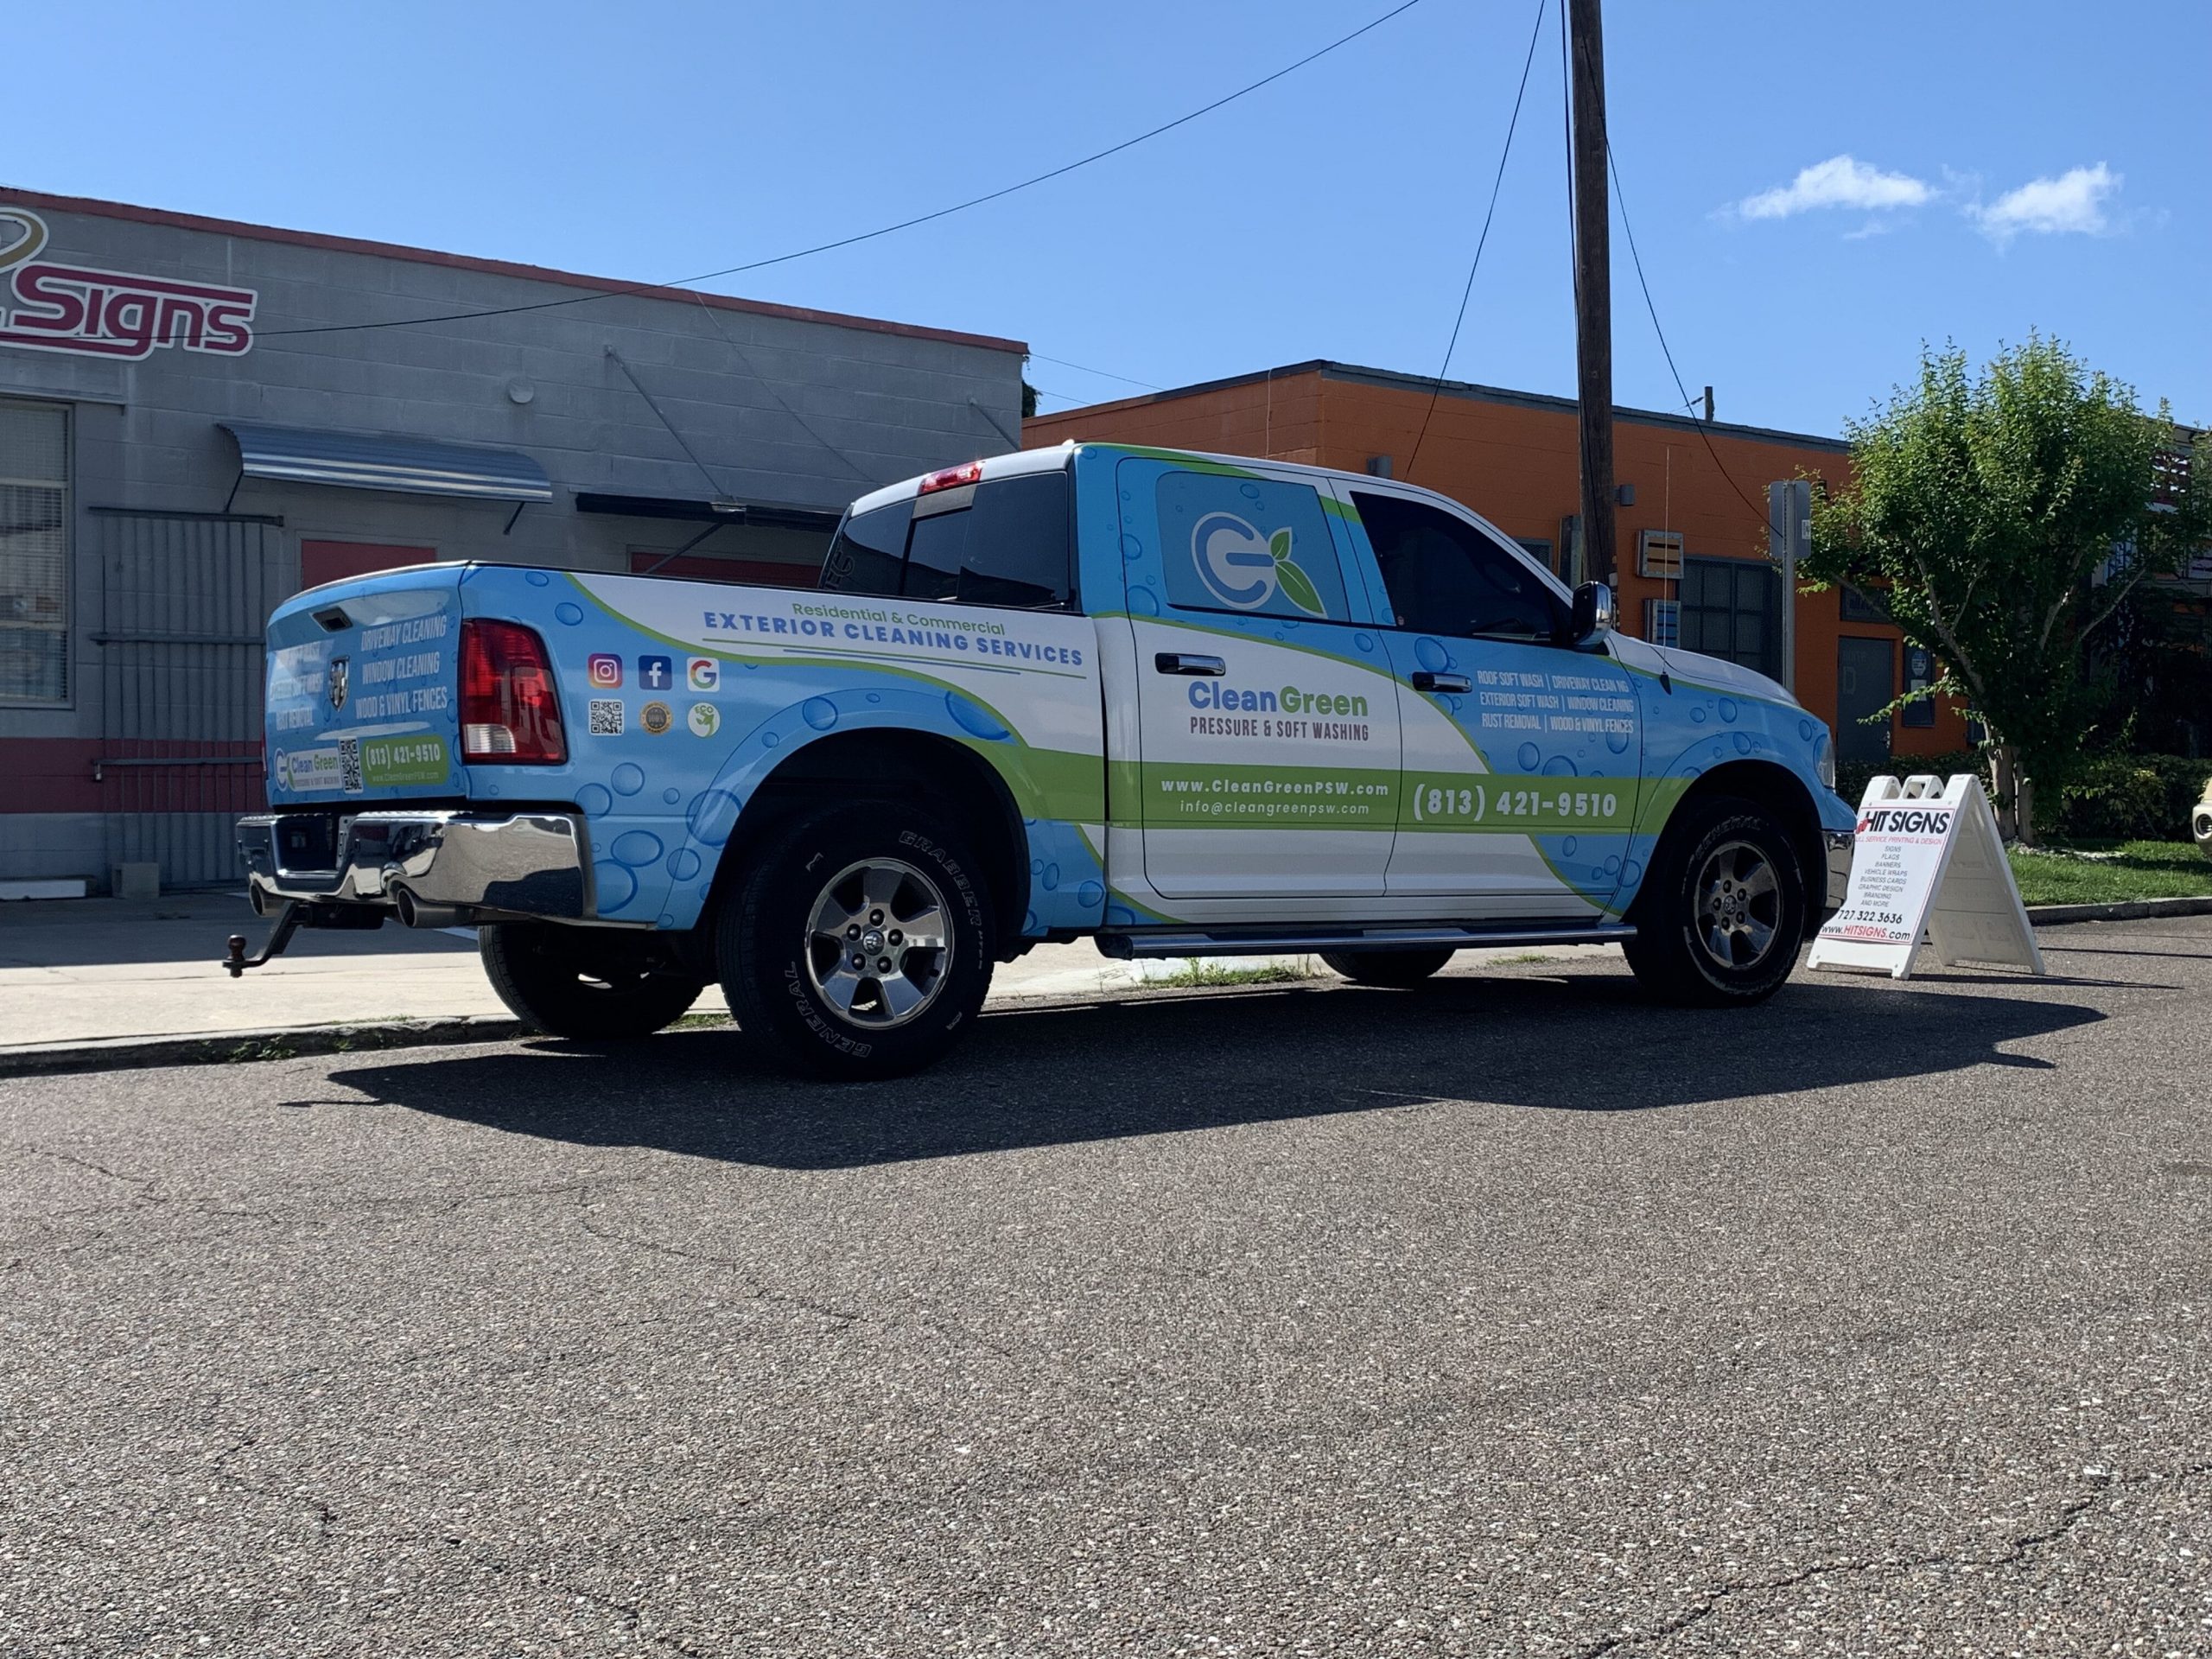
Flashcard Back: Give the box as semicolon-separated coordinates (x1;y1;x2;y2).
0;188;1025;888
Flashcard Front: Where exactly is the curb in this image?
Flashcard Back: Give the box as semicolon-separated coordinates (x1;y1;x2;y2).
0;1014;530;1079
2024;895;2212;925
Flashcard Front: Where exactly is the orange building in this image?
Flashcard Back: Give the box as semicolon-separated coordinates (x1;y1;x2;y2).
1024;360;1968;764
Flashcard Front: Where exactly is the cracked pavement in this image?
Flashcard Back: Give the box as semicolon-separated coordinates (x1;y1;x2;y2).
3;918;2209;1656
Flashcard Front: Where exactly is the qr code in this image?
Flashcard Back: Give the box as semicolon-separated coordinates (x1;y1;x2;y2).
588;699;625;736
337;737;362;793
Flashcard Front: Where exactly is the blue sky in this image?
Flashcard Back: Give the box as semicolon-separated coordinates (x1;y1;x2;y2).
7;1;2204;438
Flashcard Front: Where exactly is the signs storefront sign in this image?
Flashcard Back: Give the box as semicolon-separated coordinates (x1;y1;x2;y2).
1808;772;2045;980
0;206;257;361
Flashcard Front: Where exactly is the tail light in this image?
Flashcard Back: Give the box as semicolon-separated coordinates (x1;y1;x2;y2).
918;460;982;495
460;619;566;764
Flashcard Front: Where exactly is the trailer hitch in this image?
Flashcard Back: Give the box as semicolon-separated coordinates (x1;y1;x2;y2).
224;901;302;978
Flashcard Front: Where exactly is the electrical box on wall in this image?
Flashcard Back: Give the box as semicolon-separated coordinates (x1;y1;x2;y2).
1637;530;1684;580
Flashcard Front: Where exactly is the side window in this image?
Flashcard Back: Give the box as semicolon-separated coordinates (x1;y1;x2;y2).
1155;471;1352;622
818;499;911;598
904;472;1072;609
1353;492;1566;643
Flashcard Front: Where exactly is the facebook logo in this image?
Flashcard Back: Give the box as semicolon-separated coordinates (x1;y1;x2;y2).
638;655;673;692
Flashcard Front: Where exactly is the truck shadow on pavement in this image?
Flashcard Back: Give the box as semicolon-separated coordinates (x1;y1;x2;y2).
329;969;2107;1170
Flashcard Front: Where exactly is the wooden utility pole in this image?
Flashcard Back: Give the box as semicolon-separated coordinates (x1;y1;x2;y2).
1567;0;1615;585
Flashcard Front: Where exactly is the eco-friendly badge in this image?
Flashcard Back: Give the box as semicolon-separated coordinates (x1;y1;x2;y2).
688;702;720;737
1191;512;1325;616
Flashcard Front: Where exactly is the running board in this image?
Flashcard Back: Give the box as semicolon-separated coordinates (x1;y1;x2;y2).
1095;922;1636;960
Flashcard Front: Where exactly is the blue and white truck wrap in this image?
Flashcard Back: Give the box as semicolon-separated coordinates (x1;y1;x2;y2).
237;442;1856;1077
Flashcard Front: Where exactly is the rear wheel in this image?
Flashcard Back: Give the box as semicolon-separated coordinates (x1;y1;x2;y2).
1624;796;1807;1007
1320;948;1457;987
719;802;995;1079
479;922;705;1039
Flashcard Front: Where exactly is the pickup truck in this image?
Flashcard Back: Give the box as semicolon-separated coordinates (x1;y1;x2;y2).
234;442;1857;1077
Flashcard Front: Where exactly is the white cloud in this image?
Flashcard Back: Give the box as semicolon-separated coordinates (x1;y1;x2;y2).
1971;163;2120;242
1736;155;1934;220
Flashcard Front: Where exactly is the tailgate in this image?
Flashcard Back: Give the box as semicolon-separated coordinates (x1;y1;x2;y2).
264;567;467;805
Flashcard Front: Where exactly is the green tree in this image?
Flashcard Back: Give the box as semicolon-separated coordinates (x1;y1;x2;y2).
1802;337;2208;843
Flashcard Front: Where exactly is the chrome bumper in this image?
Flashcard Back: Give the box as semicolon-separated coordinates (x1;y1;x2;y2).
236;810;591;922
1821;827;1854;913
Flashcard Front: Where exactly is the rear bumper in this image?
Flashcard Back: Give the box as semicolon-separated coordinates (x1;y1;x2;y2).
237;810;590;922
1821;828;1854;913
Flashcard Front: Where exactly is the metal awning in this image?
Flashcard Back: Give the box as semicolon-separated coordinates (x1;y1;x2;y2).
220;423;553;504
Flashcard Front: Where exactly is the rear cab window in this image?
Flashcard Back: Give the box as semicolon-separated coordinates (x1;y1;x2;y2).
821;467;1075;611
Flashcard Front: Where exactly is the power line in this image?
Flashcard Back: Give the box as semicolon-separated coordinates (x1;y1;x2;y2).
1403;0;1549;483
1028;353;1163;392
258;1;1427;341
1605;142;1777;540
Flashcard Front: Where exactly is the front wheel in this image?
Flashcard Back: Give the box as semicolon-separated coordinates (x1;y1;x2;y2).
719;803;995;1079
1320;948;1457;987
1623;796;1808;1007
479;922;705;1039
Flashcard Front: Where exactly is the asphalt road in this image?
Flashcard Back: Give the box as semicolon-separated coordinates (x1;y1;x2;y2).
4;920;2209;1657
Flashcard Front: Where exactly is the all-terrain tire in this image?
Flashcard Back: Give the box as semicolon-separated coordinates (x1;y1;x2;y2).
718;802;995;1079
1319;948;1458;987
479;922;705;1039
1622;794;1808;1007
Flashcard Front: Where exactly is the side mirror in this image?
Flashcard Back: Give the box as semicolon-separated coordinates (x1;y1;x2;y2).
1570;581;1615;645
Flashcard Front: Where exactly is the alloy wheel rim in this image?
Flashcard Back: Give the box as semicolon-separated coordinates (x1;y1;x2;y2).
1692;839;1781;972
803;857;953;1030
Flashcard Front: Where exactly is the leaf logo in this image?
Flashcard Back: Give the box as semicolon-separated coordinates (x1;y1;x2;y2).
1191;512;1326;616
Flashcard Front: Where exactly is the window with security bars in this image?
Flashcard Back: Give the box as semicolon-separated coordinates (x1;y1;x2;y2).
0;400;68;703
1678;556;1782;680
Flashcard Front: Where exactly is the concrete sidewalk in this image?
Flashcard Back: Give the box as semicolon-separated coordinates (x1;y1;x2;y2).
2;892;1604;1054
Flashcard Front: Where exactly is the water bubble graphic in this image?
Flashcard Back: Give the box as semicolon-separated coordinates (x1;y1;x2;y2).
1353;632;1375;652
1690;706;1707;723
524;570;550;587
594;861;637;911
1543;754;1579;777
1104;902;1139;926
575;784;613;818
610;763;645;796
865;691;882;704
1238;483;1262;500
1119;533;1145;563
1718;697;1739;723
1128;585;1162;616
685;790;741;847
945;693;1011;741
553;601;584;626
1413;636;1452;672
1624;860;1644;886
801;696;838;731
1605;725;1632;754
1077;880;1104;909
1024;908;1039;933
761;731;781;749
1030;858;1044;876
1733;732;1755;755
1516;742;1541;772
610;830;664;868
1604;855;1621;875
658;913;677;928
669;849;702;880
662;786;681;805
485;784;499;797
1560;836;1580;857
1040;864;1061;892
1798;717;1817;741
1591;867;1608;883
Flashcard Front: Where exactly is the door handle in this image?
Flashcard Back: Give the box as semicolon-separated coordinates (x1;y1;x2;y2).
1154;652;1226;677
1410;671;1471;694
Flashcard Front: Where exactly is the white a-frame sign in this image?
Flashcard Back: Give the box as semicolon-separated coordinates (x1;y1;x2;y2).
1808;773;2046;981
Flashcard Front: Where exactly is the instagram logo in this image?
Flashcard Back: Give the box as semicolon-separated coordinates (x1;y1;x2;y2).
586;653;622;689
